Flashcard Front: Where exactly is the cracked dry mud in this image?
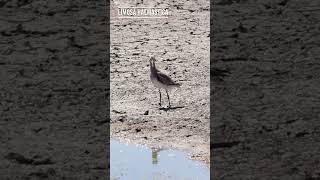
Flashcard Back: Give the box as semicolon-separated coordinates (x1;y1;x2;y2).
110;0;210;165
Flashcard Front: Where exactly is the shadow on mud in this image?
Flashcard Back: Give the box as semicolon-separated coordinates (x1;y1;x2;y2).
159;106;185;111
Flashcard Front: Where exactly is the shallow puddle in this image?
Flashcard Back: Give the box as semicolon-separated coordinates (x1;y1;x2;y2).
111;139;210;180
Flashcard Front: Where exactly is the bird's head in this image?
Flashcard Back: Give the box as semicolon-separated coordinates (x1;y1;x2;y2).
149;56;156;62
149;56;157;67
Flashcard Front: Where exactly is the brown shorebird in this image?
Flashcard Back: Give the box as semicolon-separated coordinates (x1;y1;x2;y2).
149;57;180;108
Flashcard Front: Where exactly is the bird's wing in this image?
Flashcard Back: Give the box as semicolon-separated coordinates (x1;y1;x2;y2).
156;71;179;86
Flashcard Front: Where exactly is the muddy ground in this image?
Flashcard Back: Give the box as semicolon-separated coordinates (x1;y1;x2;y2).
110;0;210;165
212;0;320;179
1;0;319;179
0;1;109;179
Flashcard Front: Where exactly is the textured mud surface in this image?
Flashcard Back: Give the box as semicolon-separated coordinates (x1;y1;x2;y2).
0;1;108;179
212;0;320;179
110;0;210;164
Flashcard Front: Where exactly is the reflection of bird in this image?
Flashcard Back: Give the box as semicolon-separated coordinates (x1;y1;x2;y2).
151;148;162;165
149;57;181;108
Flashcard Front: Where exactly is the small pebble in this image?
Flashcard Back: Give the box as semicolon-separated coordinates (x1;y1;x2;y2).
144;110;149;115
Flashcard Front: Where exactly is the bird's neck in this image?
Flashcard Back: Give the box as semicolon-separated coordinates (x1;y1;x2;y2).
150;61;157;73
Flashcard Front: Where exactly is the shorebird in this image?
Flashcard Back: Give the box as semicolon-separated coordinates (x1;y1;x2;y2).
149;56;180;108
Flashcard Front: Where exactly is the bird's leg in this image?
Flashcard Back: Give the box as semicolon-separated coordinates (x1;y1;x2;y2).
166;90;171;108
158;89;162;106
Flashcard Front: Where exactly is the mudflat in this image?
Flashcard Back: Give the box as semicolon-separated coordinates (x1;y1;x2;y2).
0;1;108;179
110;0;210;165
212;0;320;179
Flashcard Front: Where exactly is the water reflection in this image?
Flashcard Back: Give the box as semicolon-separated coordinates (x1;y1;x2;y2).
152;148;162;165
111;139;209;180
